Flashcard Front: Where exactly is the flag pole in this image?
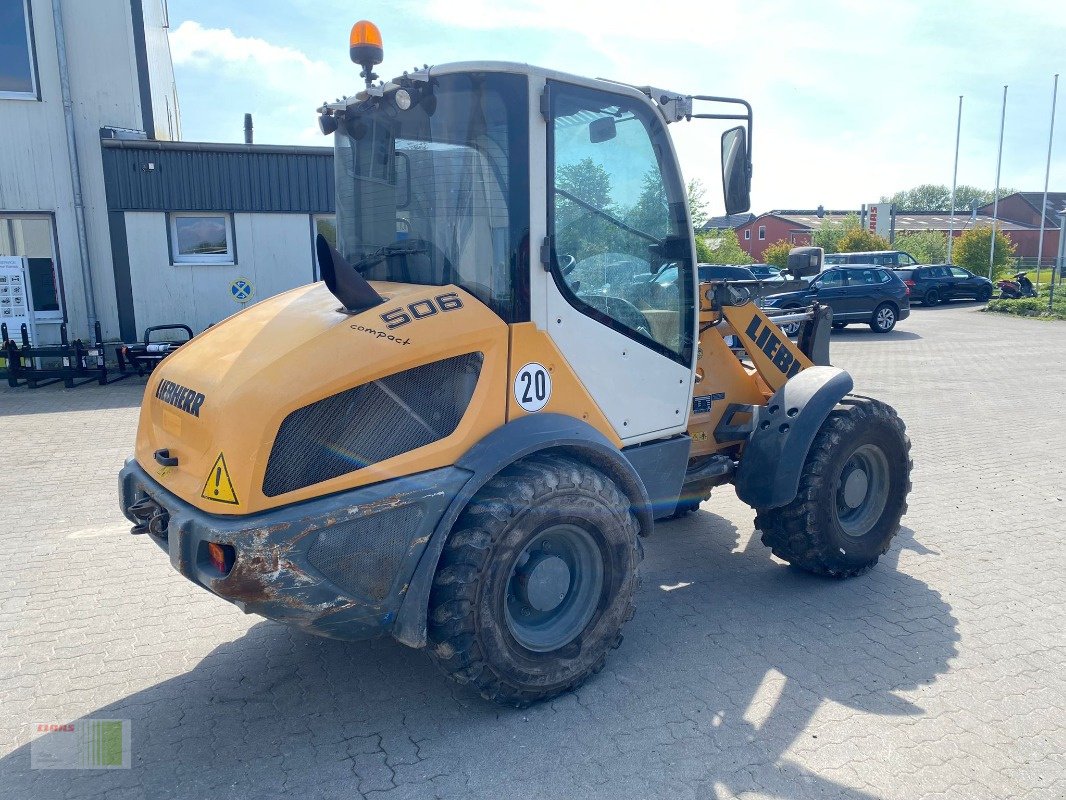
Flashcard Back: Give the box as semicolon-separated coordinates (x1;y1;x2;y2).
1036;74;1058;301
947;95;963;264
989;85;1007;279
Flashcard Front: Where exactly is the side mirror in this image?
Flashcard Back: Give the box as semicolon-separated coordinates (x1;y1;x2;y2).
589;117;617;143
721;126;751;215
786;246;823;278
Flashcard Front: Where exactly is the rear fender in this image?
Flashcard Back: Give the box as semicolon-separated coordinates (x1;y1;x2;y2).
733;366;853;509
392;413;654;648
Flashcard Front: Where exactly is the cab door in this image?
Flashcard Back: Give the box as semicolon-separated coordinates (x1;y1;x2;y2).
542;80;695;444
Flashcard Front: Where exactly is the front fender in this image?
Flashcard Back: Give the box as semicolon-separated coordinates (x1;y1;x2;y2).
733;366;853;509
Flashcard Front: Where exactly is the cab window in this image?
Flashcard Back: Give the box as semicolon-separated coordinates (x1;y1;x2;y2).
548;81;693;364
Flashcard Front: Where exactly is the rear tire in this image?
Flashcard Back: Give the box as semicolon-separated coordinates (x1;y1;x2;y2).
870;303;897;332
754;396;911;578
427;454;640;706
923;289;940;306
831;321;848;330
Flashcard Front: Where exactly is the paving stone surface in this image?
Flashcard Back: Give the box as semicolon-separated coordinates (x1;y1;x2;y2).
0;301;1063;799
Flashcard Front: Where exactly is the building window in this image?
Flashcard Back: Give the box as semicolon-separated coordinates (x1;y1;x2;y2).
169;213;235;265
0;214;63;320
0;0;40;100
758;225;766;240
743;229;751;240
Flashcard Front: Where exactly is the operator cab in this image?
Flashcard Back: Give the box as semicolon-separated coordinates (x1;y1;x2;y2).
318;50;753;443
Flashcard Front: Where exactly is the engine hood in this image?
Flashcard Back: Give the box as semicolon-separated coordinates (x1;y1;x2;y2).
134;281;508;515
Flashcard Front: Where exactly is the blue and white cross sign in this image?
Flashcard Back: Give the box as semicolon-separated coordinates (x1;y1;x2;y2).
230;278;254;303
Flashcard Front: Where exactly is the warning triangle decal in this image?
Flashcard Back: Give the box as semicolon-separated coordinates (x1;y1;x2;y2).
201;452;239;505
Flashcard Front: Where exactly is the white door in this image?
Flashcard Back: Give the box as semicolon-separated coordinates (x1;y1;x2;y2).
542;80;695;444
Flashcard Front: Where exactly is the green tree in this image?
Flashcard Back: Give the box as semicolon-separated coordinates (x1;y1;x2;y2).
695;235;714;263
555;157;619;260
837;228;891;253
953;225;1016;278
763;239;793;269
625;169;670;241
699;229;752;265
879;184;1015;212
687;178;709;229
811;213;862;254
892;230;947;264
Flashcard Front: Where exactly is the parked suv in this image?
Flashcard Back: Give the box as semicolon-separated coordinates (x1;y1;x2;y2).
893;264;994;305
824;250;920;268
762;266;910;334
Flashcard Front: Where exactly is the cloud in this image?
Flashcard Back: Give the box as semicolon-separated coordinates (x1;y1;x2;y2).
169;21;349;145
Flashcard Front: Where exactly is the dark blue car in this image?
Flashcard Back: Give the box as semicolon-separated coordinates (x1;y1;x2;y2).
762;266;911;334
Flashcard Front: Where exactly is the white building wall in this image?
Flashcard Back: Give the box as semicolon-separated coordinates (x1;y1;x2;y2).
0;0;174;342
123;212;317;334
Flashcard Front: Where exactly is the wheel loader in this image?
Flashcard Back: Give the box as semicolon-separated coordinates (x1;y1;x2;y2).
119;21;911;706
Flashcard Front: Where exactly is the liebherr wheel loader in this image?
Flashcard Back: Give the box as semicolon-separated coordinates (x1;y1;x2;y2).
119;21;912;706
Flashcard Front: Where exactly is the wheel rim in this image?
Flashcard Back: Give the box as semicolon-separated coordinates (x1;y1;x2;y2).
876;307;894;329
504;524;604;652
926;292;938;304
834;443;891;537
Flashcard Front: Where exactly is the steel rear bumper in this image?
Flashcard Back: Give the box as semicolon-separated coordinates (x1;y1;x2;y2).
118;459;468;641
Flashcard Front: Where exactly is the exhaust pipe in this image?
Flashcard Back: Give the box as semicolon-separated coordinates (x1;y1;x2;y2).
316;234;385;313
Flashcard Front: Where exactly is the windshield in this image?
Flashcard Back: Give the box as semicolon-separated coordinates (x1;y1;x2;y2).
333;72;530;321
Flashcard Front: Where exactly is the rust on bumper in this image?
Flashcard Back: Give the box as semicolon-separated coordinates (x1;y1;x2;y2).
119;459;469;641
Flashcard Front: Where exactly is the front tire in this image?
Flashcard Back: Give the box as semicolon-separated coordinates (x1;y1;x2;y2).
427;454;640;706
978;286;993;302
870;303;897;332
754;397;911;578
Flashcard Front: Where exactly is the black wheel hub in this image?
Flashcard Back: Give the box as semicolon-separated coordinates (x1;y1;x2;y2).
505;524;604;652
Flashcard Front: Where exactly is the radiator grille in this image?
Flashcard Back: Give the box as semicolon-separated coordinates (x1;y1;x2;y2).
263;352;482;497
306;505;425;600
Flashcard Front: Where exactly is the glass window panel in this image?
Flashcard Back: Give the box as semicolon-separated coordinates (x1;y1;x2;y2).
170;214;234;263
0;0;37;97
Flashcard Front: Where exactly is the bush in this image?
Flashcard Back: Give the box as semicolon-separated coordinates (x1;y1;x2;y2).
893;230;947;264
811;213;862;254
698;229;752;265
837;228;891;253
953;225;1015;279
763;239;792;269
985;289;1066;320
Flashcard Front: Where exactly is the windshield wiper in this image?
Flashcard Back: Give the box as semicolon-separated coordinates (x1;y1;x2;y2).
554;187;662;245
349;240;429;273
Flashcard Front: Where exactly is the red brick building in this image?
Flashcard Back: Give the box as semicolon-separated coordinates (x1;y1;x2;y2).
977;192;1065;260
728;197;1064;262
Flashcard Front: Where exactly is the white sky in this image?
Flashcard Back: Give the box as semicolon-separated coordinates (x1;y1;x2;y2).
169;0;1065;215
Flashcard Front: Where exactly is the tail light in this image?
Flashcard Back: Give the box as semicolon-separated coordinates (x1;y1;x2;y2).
206;542;235;575
903;279;914;296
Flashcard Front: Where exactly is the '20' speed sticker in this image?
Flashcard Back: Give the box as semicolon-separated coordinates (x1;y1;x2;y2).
514;362;552;412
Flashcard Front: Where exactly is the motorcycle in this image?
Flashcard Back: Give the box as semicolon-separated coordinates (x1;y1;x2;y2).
997;273;1036;300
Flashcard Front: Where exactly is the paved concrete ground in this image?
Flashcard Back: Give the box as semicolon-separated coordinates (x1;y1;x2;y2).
0;302;1063;799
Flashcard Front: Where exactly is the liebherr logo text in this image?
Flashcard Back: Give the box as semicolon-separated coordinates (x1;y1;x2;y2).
350;324;411;345
155;379;206;417
744;316;803;378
